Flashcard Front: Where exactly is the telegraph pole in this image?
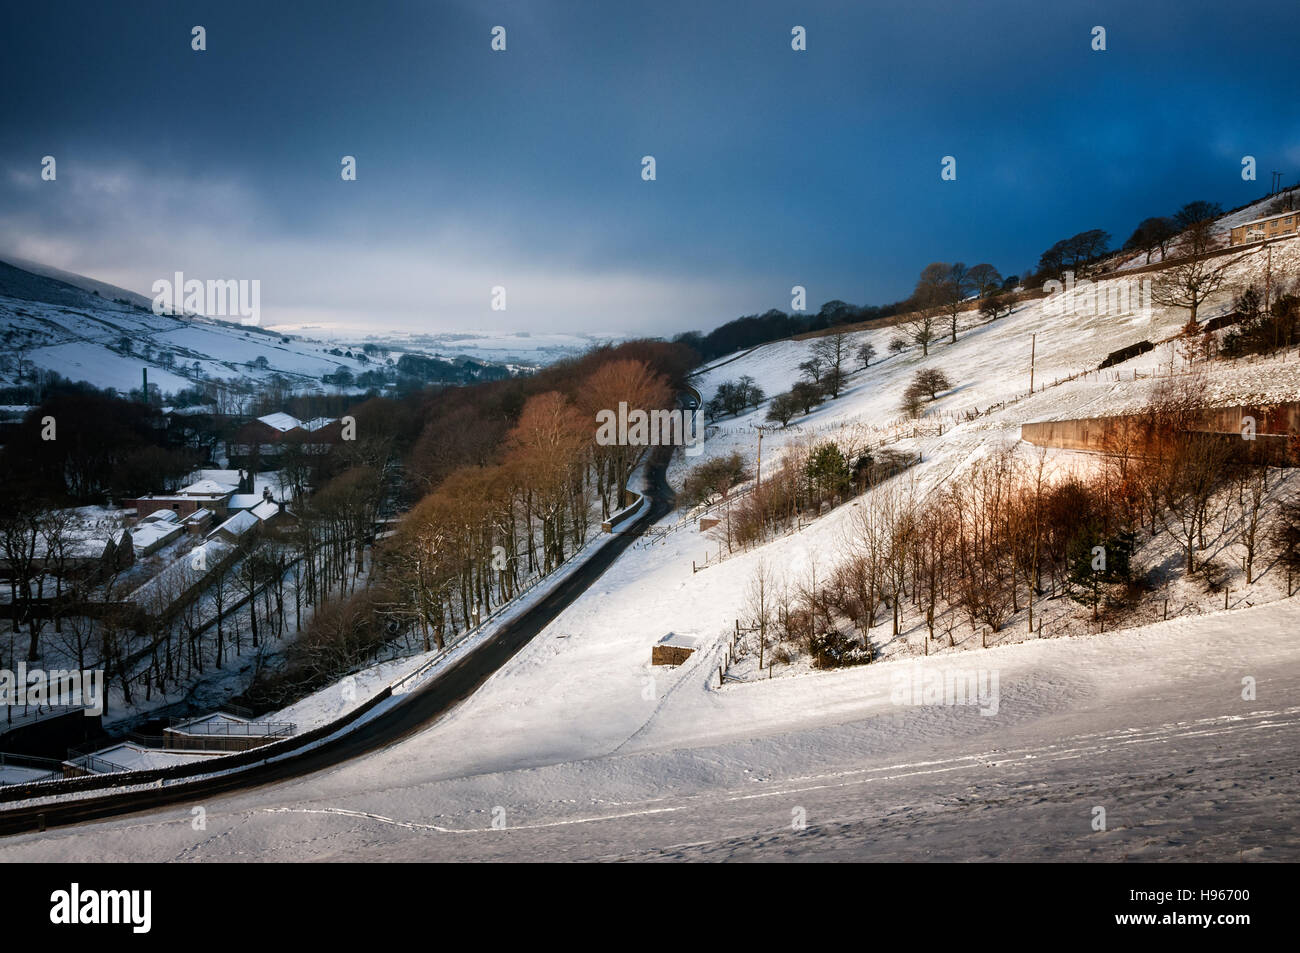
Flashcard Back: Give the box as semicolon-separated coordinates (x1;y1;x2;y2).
1029;333;1036;395
1266;243;1273;315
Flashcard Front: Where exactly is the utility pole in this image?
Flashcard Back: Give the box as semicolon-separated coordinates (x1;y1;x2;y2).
1029;333;1036;395
756;428;764;493
1266;243;1273;316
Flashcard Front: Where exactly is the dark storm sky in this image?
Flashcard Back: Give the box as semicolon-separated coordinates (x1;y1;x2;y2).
1;0;1296;335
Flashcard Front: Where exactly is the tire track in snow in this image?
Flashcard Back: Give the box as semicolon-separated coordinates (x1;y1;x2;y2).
256;706;1299;837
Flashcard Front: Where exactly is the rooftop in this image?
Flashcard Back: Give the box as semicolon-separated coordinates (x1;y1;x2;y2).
257;412;302;432
1236;208;1298;229
209;509;259;538
178;479;237;497
68;742;224;773
249;499;281;521
130;520;184;550
657;632;701;649
140;508;180;523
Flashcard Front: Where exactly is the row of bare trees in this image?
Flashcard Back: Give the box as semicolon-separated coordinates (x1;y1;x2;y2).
744;377;1291;670
381;361;670;653
262;350;683;700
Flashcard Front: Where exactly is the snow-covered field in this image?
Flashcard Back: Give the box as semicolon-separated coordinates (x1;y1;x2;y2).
2;594;1296;861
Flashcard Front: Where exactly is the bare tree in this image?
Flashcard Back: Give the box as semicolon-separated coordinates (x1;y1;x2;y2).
1150;222;1240;324
909;264;949;354
811;331;852;398
797;356;824;384
1239;465;1268;585
1162;433;1231;573
1125;216;1178;264
904;308;939;356
746;559;778;670
967;263;1003;297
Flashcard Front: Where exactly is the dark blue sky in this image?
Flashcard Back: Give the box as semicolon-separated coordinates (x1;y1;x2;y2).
2;0;1297;336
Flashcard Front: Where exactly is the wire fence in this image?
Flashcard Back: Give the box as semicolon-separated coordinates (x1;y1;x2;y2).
62;745;129;776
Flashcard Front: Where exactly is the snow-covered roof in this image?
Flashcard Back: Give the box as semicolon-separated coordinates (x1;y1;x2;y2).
228;493;261;510
191;469;279;496
178;479;237;497
657;632;700;649
258;412;302;432
1236;209;1298;229
250;499;280;521
130;520;184;550
170;712;252;732
300;416;336;432
210;510;259;538
140;508;180;523
68;742;222;773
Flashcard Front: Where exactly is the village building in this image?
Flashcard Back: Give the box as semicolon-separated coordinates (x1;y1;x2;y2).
181;508;214;536
207;509;260;543
227;412;342;463
119;478;237;521
1229;209;1300;245
129;514;186;557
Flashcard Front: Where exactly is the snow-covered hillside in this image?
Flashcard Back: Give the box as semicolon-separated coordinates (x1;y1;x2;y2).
685;231;1300;503
0;259;377;394
0;260;525;397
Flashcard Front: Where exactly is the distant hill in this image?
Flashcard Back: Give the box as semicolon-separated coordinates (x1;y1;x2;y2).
0;259;512;397
0;256;155;310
